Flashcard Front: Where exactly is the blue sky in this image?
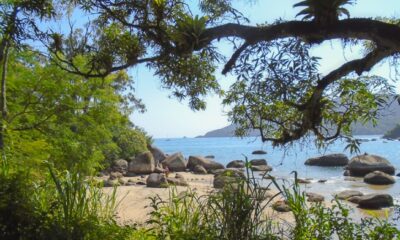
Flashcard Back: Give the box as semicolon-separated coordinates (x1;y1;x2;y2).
129;0;400;138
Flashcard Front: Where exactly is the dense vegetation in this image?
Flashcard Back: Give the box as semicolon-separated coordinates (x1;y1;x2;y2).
0;0;400;239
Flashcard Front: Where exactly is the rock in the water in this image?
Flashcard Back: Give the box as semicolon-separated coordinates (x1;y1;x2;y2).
213;169;245;188
347;154;395;176
296;178;311;184
227;160;245;168
306;192;325;202
128;152;155;174
318;179;327;183
148;145;166;165
305;154;349;167
252;150;267;155
364;171;395;185
336;190;363;200
109;171;123;180
397;173;400;177
205;155;215;159
250;159;267;166
112;159;128;174
146;173;168;188
193;165;208;174
188;156;224;172
357;194;394;209
272;201;291;212
162;152;187;172
343;170;350;176
251;165;272;172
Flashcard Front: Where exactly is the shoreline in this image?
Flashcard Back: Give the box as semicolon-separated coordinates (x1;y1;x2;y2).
101;172;397;225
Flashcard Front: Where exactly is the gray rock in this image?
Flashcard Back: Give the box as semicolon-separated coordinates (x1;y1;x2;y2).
397;173;400;177
357;194;394;209
103;179;119;187
364;171;395;185
109;171;124;180
305;154;349;167
162;152;187;172
251;165;272;172
250;159;268;166
347;154;395;176
149;145;166;165
167;174;188;186
188;156;224;172
112;159;128;174
128;152;155;174
226;160;245;168
205;155;215;159
193;165;208;174
146;173;168;188
252;150;267;155
318;179;327;183
306;192;325;202
335;190;363;200
347;196;362;204
272;201;291;212
213;169;245;188
343;170;350;176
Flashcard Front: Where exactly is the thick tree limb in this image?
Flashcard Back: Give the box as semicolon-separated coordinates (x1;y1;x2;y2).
202;19;400;52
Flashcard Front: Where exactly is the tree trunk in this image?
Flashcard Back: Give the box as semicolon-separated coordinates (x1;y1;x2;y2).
0;41;10;150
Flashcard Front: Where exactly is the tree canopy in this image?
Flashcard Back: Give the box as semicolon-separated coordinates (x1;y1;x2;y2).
3;0;400;150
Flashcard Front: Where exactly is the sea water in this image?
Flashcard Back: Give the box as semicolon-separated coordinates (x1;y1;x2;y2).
154;136;400;209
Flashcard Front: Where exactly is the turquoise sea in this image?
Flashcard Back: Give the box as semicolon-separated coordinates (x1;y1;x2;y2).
154;136;400;209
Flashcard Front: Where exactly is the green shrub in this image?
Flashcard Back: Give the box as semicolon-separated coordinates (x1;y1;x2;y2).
147;188;217;240
0;172;46;240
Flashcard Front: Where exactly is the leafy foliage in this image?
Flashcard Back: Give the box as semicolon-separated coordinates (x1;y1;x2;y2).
294;0;354;24
2;49;148;174
223;38;394;148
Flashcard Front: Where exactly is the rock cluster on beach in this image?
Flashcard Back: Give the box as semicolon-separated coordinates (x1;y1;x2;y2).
101;145;397;212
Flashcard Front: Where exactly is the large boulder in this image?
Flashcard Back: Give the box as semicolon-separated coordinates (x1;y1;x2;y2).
111;159;128;174
148;145;166;165
128;152;155;174
162;152;187;172
335;190;363;200
227;160;245;168
188;156;224;172
357;194;394;209
213;169;245;188
364;171;395;185
146;173;168;188
305;154;349;167
347;154;395;176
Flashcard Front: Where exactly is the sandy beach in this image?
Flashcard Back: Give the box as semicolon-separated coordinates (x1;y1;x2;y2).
100;172;390;226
